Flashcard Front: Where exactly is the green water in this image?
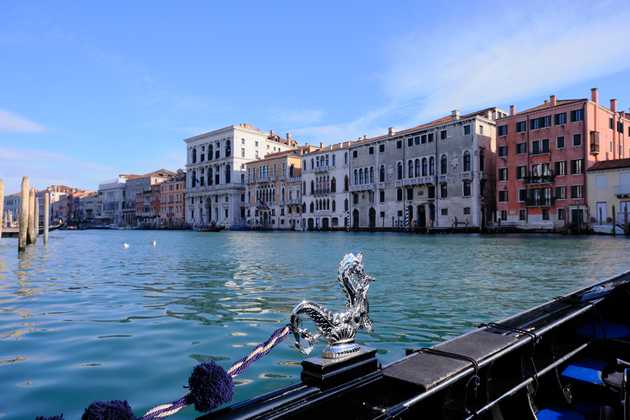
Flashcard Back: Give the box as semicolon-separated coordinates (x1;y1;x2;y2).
1;231;629;419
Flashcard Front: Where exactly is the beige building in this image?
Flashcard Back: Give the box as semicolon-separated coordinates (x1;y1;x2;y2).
160;170;187;228
245;147;315;229
587;158;630;227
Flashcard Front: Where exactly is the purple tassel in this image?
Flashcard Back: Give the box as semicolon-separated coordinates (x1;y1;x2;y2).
187;361;234;412
82;400;135;420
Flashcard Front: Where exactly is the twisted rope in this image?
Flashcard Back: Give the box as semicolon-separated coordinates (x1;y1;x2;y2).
140;324;291;419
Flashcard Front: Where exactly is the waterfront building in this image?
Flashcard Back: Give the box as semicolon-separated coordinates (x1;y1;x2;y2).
301;142;353;230
245;146;315;230
37;185;82;226
122;169;174;226
3;193;20;227
99;175;133;226
78;192;101;224
348;108;503;230
496;89;630;230
51;189;93;224
587;158;630;227
159;170;187;228
135;184;162;228
184;124;297;228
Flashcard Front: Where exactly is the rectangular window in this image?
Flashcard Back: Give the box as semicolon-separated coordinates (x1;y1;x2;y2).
618;121;624;134
518;189;526;202
440;130;447;140
570;109;584;122
414;136;420;145
498;190;508;202
369;146;374;155
498;125;508;136
241;148;245;158
517;143;527;154
570;185;583;199
421;134;427;144
428;133;434;142
396;188;402;201
397;140;402;149
610;118;614;130
570;159;584;174
464;125;471;135
542;139;549;153
516;121;527;132
519;209;527;221
554;186;566;200
498;168;508;181
353;150;358;158
379;190;385;203
498;145;508;157
554;160;566;176
558;208;565;220
573;134;582;146
542;209;549;220
407;137;413;147
406;188;413;200
532;140;540;154
441;208;448;216
517;166;527;179
556;136;565;149
463;207;471;215
463;180;471;197
379;144;385;153
500;210;508;220
440;183;448;198
530;116;550;130
554;112;567;125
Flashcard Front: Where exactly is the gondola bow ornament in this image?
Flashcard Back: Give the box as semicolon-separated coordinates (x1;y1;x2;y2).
290;252;375;359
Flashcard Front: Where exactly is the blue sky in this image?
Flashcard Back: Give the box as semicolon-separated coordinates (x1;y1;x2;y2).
2;1;630;193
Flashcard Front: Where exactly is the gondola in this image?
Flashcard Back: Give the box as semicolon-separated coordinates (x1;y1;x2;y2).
202;269;630;420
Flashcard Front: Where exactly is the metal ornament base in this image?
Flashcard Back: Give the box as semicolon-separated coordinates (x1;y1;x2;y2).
322;342;361;359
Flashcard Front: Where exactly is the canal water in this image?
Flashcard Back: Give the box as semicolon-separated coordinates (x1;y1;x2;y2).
1;231;629;419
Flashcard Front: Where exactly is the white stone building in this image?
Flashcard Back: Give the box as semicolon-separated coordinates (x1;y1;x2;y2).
99;176;129;226
185;124;297;228
301;142;352;230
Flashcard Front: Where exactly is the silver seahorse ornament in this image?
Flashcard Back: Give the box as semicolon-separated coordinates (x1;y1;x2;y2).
290;253;375;359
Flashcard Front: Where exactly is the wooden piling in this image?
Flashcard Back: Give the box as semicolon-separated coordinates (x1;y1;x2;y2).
44;192;49;244
34;195;40;241
612;205;617;237
0;179;4;240
27;188;36;244
19;177;29;251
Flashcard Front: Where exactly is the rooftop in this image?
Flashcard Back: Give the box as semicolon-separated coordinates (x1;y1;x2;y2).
588;158;630;172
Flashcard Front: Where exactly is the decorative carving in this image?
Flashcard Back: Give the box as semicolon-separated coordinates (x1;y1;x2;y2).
290;253;374;358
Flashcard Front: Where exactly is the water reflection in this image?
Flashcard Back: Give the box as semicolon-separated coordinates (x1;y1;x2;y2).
0;231;629;419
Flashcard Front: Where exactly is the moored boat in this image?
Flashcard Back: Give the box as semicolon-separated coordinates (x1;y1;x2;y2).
202;270;630;419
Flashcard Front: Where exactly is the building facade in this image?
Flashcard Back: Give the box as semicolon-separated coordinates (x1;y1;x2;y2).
78;192;101;224
184;124;296;228
245;147;314;229
348;108;502;230
3;193;20;227
587;158;630;227
301;142;352;230
496;89;630;230
99;176;131;226
160;170;187;228
122;170;174;226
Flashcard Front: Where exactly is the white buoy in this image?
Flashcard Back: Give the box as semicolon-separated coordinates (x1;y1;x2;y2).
152;240;157;247
123;242;130;249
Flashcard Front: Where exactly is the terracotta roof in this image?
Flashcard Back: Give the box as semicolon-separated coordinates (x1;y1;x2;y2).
588;158;630;172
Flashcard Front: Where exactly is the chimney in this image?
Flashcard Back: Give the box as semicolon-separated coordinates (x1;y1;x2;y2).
269;129;274;137
509;105;515;116
319;142;323;149
610;98;617;112
550;95;557;106
388;127;395;136
363;135;367;139
451;109;460;120
591;88;599;104
286;132;292;140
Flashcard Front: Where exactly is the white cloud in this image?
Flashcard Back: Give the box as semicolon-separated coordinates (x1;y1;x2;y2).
296;2;630;143
0;109;45;133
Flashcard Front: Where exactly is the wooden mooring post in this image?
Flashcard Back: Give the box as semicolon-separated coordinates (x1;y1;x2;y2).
19;177;29;251
0;179;4;240
27;188;36;245
34;194;40;241
44;192;49;244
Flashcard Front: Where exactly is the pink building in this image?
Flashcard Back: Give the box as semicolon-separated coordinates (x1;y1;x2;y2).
496;88;630;230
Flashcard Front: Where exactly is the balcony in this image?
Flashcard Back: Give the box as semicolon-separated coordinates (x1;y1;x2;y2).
615;185;630;198
525;174;555;185
394;176;434;188
349;183;374;192
525;197;555;208
314;165;330;173
286;197;302;205
313;188;331;196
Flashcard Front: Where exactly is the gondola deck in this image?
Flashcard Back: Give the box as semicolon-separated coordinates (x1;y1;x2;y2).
203;271;630;419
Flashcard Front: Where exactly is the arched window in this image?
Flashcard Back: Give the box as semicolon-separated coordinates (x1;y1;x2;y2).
415;159;420;177
289;164;295;177
225;164;231;183
440;154;448;175
225;140;231;157
421;158;427;176
344;175;349;191
344;198;349;211
192;148;197;163
479;149;485;172
359;169;364;185
463;151;471;172
310;202;314;213
379;165;385;182
331;177;336;193
397;162;403;180
281;187;285;201
369;167;374;183
208;167;214;185
302;181;306;194
397;188;403;201
311;159;314;169
302;203;306;213
429;156;435;175
363;168;368;183
354;169;358;185
408;160;413;178
332;200;336;212
310;180;314;194
208;145;213;160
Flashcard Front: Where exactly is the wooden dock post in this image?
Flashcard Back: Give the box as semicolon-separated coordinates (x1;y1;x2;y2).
0;179;4;240
27;188;36;244
19;177;29;251
44;192;49;244
34;194;40;242
612;205;617;237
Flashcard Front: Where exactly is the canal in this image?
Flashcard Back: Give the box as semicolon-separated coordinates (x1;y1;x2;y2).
1;231;629;419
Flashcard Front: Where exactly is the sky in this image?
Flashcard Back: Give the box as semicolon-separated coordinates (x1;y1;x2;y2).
2;1;630;194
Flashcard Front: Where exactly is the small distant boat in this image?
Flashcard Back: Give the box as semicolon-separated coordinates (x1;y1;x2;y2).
202;270;630;420
194;224;224;232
